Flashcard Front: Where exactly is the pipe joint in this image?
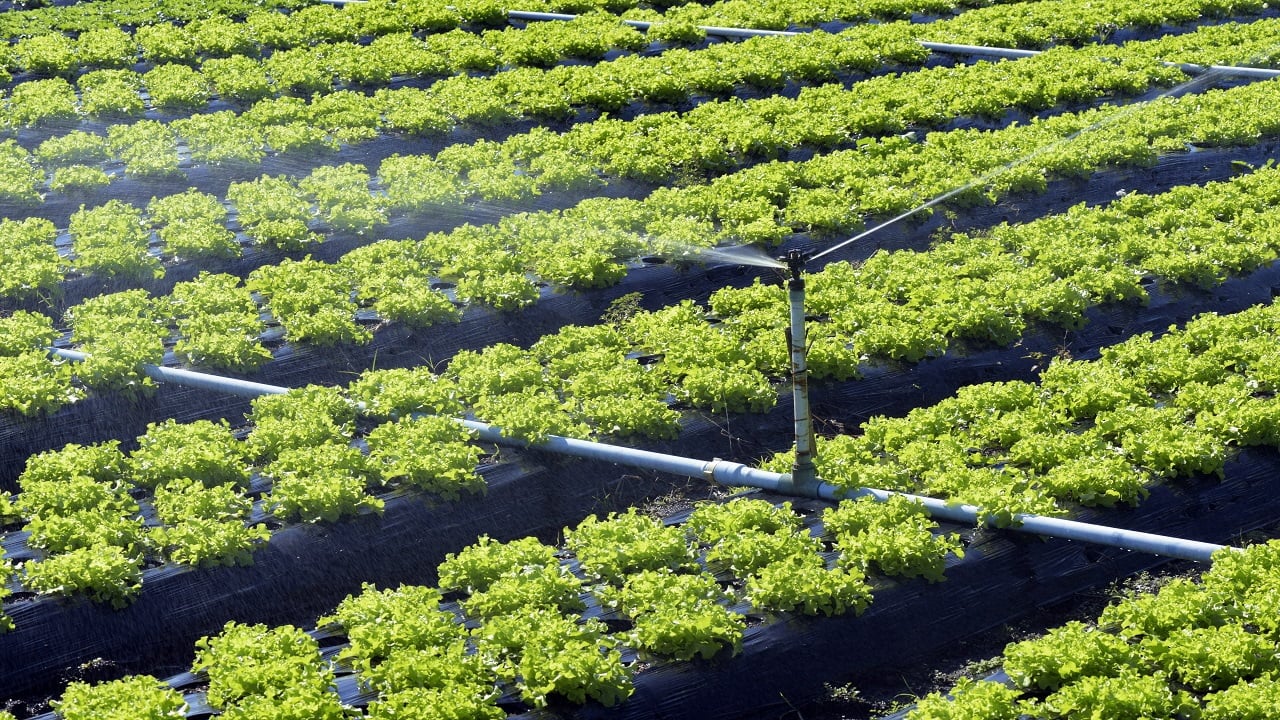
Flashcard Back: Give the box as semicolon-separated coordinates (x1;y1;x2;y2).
704;458;722;482
776;468;822;499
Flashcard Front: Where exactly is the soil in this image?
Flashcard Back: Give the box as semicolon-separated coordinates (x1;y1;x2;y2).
791;567;1191;720
792;522;1280;720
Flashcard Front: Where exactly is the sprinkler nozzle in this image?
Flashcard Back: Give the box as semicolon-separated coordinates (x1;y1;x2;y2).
781;250;808;280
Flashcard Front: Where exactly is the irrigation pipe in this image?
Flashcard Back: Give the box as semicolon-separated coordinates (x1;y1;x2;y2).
504;10;798;37
455;424;1232;562
45;349;1231;562
462;419;1233;566
47;349;290;399
917;42;1280;79
317;0;1280;79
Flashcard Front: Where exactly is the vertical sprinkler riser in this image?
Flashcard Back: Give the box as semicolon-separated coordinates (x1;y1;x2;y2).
782;250;819;496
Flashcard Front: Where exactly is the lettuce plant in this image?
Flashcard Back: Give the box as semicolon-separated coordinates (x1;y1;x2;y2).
228;175;318;250
143;64;211;109
437;535;559;594
264;442;383;523
473;609;632;707
36;130;109;167
66;289;168;393
908;678;1028;720
69;200;161;281
598;569;743;661
78;69;144;117
51;165;111;193
365;415;483;499
824;496;965;582
170;272;271;370
565;509;697;582
15;33;78;76
22;544;143;608
193;621;340;711
0;140;44;204
129;418;250;489
246;385;355;461
746;554;872;617
319;583;467;673
346;366;463;419
75;27;134;69
0;217;60;300
173;111;266;165
54;675;186;720
107;120;180;177
149;191;240;260
150;480;268;568
248;258;369;345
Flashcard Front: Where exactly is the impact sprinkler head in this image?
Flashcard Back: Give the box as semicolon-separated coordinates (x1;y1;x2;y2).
781;249;809;281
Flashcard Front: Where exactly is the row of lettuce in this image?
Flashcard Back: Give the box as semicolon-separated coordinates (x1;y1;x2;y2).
908;540;1280;720
0;19;925;147
0;8;646;83
6;3;1280;195
767;300;1280;521
0;0;301;39
0;0;1008;125
0;41;1193;288
0;373;485;613
0;21;653;129
0;0;844;43
0;0;1260;64
2;241;1278;629
0;19;941;199
11;495;966;719
3;13;1280;301
0;5;1273;328
0;0;1014;47
2;0;1266;137
6;78;1280;417
24;480;1280;718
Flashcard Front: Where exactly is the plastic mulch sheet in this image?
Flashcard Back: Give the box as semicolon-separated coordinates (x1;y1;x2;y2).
5;144;1280;710
564;448;1280;720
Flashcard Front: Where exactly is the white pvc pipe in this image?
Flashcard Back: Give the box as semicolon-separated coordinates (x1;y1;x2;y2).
503;9;578;21
831;487;1230;562
918;41;1039;59
48;348;289;398
511;14;799;38
459;418;790;488
465;420;1228;562
47;349;1229;562
1170;62;1280;79
919;41;1280;79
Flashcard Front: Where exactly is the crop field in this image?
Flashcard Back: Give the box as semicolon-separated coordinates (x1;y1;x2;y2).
2;0;1280;718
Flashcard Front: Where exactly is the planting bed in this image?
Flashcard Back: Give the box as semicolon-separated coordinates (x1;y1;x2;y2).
3;1;1280;719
